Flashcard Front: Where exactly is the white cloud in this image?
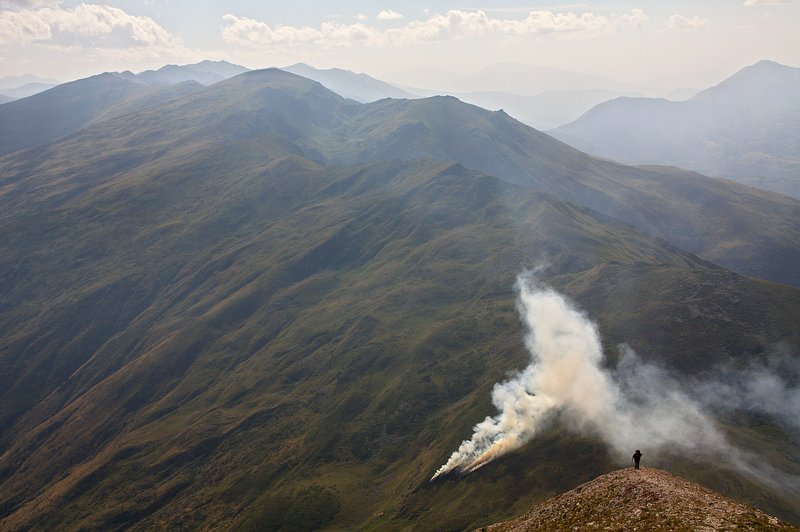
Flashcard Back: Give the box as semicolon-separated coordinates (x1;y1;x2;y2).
220;14;381;48
377;10;404;21
0;3;217;72
0;8;52;41
743;0;798;5
666;14;711;31
0;0;59;9
221;9;650;49
0;3;180;46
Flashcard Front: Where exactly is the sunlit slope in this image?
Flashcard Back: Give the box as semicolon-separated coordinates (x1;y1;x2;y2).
2;146;799;528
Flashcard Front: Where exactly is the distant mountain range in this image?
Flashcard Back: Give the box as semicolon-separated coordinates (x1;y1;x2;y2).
552;60;800;199
131;59;249;85
2;68;798;286
425;88;638;130
282;63;416;102
0;74;60;101
0;61;250;156
1;64;798;529
392;62;652;95
0;73;205;155
388;63;658;129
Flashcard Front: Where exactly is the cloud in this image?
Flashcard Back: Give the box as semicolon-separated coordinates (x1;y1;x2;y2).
0;3;217;70
666;14;711;31
220;14;380;48
0;0;59;9
743;0;798;5
221;8;650;49
377;10;404;21
0;3;180;46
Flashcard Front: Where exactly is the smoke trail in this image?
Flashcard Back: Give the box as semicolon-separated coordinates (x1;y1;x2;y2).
431;274;799;489
432;275;621;479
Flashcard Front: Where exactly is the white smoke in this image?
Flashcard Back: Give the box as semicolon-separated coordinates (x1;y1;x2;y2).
431;274;800;493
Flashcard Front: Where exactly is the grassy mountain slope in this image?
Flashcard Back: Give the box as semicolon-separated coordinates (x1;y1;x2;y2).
333;94;800;287
1;67;799;529
0;73;204;156
3;68;798;287
2;132;800;529
551;60;800;199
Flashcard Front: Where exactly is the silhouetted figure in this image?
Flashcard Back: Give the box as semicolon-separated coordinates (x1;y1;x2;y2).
633;449;642;469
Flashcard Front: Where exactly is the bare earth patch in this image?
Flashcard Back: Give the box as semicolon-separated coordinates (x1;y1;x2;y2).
484;468;798;531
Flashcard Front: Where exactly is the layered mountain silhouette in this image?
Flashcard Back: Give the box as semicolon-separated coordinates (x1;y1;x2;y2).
0;61;253;157
134;60;248;86
1;67;799;529
552;60;800;199
282;63;416;102
442;88;637;130
0;74;59;100
0;73;204;156
392;62;653;129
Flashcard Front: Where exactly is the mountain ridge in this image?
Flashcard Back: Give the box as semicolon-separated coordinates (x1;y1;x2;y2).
1;62;800;529
282;63;416;102
2;67;798;287
486;468;798;531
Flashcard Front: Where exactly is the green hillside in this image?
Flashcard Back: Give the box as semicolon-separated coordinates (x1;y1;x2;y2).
0;73;204;157
4;68;797;286
0;69;799;529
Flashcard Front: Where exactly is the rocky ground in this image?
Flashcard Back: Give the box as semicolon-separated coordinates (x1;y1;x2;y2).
484;468;798;531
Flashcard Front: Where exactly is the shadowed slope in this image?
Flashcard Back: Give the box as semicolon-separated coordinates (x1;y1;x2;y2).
1;147;799;529
2;68;798;286
0;73;204;156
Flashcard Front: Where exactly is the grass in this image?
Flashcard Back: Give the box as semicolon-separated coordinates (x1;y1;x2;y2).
1;71;799;529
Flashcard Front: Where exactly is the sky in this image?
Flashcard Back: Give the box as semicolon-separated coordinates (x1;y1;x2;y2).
1;0;799;89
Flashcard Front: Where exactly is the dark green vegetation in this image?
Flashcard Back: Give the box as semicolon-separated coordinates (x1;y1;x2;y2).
552;60;800;199
1;68;799;529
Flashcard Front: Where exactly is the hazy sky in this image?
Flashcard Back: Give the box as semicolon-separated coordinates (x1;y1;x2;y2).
1;0;798;89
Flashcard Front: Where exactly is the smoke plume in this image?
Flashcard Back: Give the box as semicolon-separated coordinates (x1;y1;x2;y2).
431;274;799;493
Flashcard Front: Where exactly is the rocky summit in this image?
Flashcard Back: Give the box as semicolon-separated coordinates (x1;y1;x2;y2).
485;468;798;531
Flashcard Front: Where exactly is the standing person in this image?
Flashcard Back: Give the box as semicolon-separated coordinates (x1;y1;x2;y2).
632;450;642;469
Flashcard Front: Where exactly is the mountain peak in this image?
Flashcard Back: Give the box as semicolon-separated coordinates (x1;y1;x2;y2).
751;59;789;70
486;468;796;531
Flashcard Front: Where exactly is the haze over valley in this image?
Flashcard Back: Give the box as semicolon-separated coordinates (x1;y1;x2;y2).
1;1;799;530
